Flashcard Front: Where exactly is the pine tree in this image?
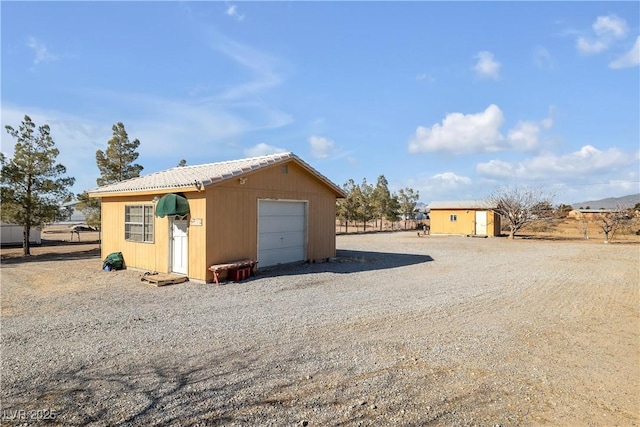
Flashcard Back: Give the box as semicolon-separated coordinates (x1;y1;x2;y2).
95;122;143;186
1;115;75;255
397;187;420;230
77;122;144;229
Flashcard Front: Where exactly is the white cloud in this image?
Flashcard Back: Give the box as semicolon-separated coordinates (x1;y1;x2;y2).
477;145;639;181
533;46;554;69
244;143;287;158
473;51;500;80
610;36;640;69
430;172;472;187
1;105;110;193
405;172;474;203
576;14;630;55
27;36;58;64
408;105;554;155
308;135;335;158
507;112;553;151
576;37;608;54
408;105;504;154
593;14;628;38
225;5;245;22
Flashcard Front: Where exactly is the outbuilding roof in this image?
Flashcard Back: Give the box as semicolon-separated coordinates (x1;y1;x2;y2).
88;152;346;197
428;200;495;210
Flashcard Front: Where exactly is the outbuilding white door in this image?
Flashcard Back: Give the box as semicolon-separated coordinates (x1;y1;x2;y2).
475;211;487;236
258;200;307;268
170;217;188;274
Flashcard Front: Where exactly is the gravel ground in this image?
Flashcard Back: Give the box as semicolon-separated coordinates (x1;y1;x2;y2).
1;232;639;426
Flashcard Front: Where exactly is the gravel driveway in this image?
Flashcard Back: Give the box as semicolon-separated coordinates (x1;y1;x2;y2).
1;232;638;426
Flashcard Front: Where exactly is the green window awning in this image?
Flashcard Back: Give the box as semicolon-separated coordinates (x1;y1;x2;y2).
155;193;190;218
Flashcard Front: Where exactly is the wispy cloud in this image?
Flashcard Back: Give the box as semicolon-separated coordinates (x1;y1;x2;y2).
610;36;640;69
576;14;630;55
225;4;245;22
416;73;436;83
308;135;335;159
405;172;474;203
533;46;554;69
477;145;639;181
203;32;284;101
1;104;109;193
27;36;58;65
473;51;500;80
244;143;287;157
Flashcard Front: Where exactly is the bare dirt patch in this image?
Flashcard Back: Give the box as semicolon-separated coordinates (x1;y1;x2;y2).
1;232;638;426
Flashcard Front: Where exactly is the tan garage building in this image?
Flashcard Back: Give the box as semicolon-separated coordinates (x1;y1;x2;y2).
88;152;345;282
428;200;501;237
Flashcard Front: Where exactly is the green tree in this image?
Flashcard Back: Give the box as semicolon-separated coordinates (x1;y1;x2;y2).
77;122;143;228
337;179;361;233
556;203;574;218
385;193;401;229
357;178;375;231
372;175;391;231
75;191;101;229
96;122;143;185
397;187;420;229
1;115;75;255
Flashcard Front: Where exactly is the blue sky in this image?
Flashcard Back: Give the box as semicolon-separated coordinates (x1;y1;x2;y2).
2;1;639;205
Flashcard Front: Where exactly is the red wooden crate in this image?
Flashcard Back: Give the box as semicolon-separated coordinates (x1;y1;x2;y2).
228;267;251;282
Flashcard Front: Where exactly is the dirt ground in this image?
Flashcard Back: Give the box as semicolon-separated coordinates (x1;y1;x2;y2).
1;227;639;426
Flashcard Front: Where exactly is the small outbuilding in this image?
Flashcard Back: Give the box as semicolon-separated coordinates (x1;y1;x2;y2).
0;222;41;246
88;152;345;282
428;200;501;237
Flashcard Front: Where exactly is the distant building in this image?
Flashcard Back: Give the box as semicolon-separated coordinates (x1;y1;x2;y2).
0;222;41;246
428;200;501;237
59;200;87;224
568;209;614;220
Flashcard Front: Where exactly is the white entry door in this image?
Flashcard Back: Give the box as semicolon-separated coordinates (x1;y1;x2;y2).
258;200;307;268
475;211;487;236
170;217;188;274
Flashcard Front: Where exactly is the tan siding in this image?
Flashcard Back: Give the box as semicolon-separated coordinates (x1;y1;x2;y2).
100;196;170;273
203;160;337;281
100;159;338;283
184;194;207;281
430;208;500;236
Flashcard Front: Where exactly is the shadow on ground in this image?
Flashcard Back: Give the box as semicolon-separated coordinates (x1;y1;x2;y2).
0;345;465;426
0;244;101;264
256;250;433;278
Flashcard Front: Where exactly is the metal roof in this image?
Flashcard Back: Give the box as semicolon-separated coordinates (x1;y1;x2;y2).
428;200;495;210
87;152;346;197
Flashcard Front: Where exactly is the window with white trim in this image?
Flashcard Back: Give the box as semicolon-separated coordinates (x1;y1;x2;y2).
125;205;154;242
449;214;458;222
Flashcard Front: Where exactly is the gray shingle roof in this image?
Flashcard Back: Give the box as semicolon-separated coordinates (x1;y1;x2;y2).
88;152;345;197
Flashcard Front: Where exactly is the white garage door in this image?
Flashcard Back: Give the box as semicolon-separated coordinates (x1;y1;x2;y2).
258;200;307;268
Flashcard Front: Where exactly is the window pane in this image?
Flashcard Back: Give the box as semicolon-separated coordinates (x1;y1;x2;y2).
125;205;152;242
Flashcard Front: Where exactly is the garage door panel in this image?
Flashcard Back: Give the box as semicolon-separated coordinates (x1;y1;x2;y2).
258;200;306;267
260;201;305;216
259;247;305;268
259;231;306;250
259;216;305;233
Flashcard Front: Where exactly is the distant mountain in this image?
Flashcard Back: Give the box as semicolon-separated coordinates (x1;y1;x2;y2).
571;193;640;210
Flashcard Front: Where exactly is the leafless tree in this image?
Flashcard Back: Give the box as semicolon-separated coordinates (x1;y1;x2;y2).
600;204;632;243
487;185;554;239
578;215;590;240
